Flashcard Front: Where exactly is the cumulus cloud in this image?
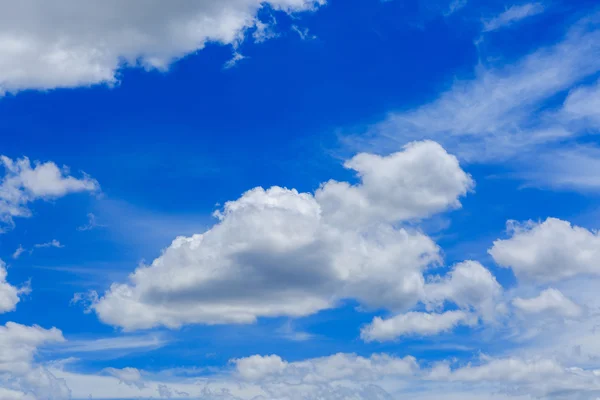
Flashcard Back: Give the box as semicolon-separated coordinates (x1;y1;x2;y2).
482;3;544;32
0;322;69;399
0;0;324;95
489;218;600;284
361;310;477;342
0;155;98;231
80;141;473;330
513;288;583;319
315;140;474;228
424;261;503;322
50;351;600;399
0;259;30;314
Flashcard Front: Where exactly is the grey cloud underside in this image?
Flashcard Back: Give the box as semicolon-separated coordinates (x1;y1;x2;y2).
86;140;475;330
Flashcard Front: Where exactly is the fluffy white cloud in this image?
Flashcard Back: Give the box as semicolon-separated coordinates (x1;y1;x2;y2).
0;259;29;314
49;351;600;399
315;140;474;228
82;141;471;330
361;310;476;342
424;261;503;321
0;322;69;399
0;0;324;94
513;288;583;319
489;218;600;284
482;3;544;32
0;156;98;231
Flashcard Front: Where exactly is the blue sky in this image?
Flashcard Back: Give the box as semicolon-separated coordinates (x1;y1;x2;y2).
1;0;600;399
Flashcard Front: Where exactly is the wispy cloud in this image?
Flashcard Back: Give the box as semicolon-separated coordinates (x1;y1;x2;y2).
34;239;64;249
53;334;169;354
12;245;25;259
77;213;105;231
359;13;600;190
483;3;545;32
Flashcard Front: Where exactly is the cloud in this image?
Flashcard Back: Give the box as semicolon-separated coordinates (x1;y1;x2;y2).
0;156;99;231
33;239;64;249
362;13;600;190
361;310;477;342
0;259;30;314
103;367;145;389
0;0;324;95
77;212;104;231
424;260;503;322
0;322;69;399
12;245;25;259
81;141;472;330
482;3;545;32
513;288;583;318
49;351;600;399
489;218;600;284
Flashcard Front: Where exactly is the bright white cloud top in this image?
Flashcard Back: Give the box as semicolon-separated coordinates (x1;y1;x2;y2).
0;0;324;94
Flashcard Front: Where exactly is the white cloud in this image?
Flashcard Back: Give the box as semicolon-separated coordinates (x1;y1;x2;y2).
361;310;476;342
363;14;600;190
81;141;472;330
33;239;64;249
12;245;25;259
48;351;600;399
315;140;474;229
77;212;104;231
103;367;145;389
0;259;30;314
424;260;503;322
0;322;69;399
489;218;600;284
482;3;545;32
513;288;583;319
0;0;324;95
0;156;98;231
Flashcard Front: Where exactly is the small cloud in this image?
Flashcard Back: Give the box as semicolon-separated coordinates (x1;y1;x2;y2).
34;239;64;249
224;52;246;69
291;25;316;40
445;0;468;16
77;213;105;231
12;245;25;259
483;3;545;32
277;320;315;342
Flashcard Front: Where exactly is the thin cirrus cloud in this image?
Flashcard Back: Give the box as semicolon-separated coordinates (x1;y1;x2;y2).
0;0;325;95
482;2;545;32
360;12;600;190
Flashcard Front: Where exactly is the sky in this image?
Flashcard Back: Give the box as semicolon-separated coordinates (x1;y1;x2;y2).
1;0;600;399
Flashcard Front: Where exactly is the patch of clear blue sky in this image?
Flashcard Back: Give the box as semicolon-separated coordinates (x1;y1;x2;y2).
1;0;599;376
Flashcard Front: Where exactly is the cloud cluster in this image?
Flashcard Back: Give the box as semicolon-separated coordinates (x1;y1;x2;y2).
0;0;324;94
0;155;98;231
82;141;476;330
0;322;69;399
